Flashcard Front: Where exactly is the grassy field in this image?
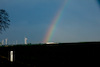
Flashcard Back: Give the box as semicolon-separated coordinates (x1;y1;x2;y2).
0;42;100;66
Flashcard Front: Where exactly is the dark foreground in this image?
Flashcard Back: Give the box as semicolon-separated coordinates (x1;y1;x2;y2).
0;42;100;66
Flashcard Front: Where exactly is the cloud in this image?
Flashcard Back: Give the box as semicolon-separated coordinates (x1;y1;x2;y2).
97;0;100;7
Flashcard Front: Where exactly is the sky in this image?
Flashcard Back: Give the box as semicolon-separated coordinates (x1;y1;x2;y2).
0;0;100;44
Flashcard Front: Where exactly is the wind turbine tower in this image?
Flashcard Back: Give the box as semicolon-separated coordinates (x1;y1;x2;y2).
16;40;17;45
2;40;4;45
5;38;8;45
25;37;27;44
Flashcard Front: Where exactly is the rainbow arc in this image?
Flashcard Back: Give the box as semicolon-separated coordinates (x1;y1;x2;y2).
43;0;68;43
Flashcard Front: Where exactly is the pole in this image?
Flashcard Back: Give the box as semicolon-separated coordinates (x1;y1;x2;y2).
10;51;14;62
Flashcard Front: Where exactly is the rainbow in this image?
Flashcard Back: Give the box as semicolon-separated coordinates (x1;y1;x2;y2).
43;0;68;43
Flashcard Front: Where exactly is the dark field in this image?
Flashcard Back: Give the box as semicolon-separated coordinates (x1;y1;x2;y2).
0;42;100;66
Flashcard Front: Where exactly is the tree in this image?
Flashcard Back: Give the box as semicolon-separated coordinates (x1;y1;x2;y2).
0;9;10;33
